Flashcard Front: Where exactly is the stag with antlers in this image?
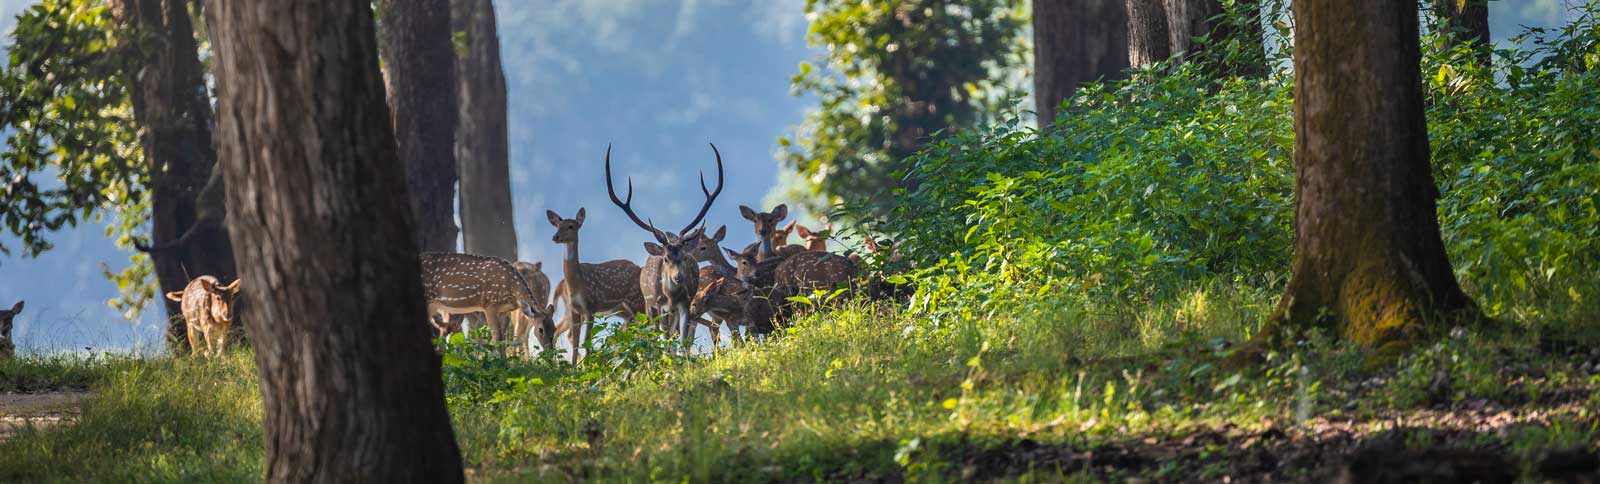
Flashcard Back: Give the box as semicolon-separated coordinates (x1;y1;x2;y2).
607;144;724;353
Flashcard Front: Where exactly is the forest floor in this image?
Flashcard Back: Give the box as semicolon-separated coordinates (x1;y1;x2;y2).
0;300;1595;482
0;391;87;441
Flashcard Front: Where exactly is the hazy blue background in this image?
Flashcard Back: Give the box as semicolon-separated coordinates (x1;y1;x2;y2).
0;0;1578;355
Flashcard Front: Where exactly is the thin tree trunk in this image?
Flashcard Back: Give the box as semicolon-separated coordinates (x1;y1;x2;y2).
113;0;237;355
1434;0;1491;67
1165;0;1266;77
382;0;461;253
1255;0;1478;355
452;0;518;261
1127;0;1171;67
206;0;464;480
1032;0;1129;127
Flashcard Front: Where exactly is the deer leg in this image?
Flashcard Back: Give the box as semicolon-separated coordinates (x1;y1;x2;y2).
678;305;694;355
704;317;721;355
484;309;504;345
566;312;582;364
212;327;229;358
185;320;203;358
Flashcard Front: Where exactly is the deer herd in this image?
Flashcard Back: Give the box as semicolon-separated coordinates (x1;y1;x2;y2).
12;144;896;363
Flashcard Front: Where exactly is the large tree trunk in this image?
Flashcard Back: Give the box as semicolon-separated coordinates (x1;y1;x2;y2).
206;0;464;481
381;0;461;253
452;0;518;261
1127;0;1172;67
1434;0;1491;67
1164;0;1266;77
113;0;237;355
1258;0;1478;354
1032;0;1129;127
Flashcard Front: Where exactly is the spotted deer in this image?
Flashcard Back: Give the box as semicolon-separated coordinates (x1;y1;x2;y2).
739;204;798;262
165;276;242;358
608;144;725;352
794;223;833;252
0;301;24;360
547;208;647;363
775;251;859;293
419;253;545;350
643;225;735;330
511;261;557;354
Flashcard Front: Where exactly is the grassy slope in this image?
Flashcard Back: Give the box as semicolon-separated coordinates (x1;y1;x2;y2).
2;280;1593;482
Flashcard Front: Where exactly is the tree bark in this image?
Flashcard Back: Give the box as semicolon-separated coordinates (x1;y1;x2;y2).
206;0;464;480
381;0;461;253
112;0;238;354
1032;0;1129;127
1127;0;1172;67
1258;0;1478;354
1434;0;1491;67
451;0;518;261
1164;0;1266;77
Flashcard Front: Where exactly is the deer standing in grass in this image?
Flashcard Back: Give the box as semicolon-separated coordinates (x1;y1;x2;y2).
0;301;24;360
547;208;646;363
419;253;549;352
511;261;557;354
165;276;243;358
608;144;725;352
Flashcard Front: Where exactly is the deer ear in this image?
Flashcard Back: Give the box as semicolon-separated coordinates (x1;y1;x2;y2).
8;301;22;314
574;208;586;225
771;204;788;221
795;224;812;238
222;279;242;293
531;261;542;272
643;242;665;256
780;220;797;233
713;225;726;242
545;210;562;226
739;205;757;221
864;237;880;252
545;304;556;315
724;248;742;259
166;291;185;302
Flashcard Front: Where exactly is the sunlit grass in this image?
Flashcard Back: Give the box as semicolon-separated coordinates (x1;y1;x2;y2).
0;274;1593;482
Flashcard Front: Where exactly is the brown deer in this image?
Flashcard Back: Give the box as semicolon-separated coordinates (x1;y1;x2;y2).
419;252;545;349
165;276;243;358
794;223;832;252
547;208;647;362
643;225;736;331
739;204;795;262
775;251;859;294
608;144;724;352
0;301;24;360
510;261;556;354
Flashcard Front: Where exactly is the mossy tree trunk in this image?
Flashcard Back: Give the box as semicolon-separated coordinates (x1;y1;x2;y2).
1032;0;1129;127
206;0;464;480
381;0;461;252
112;0;238;354
1259;0;1479;353
451;0;518;261
1434;0;1491;67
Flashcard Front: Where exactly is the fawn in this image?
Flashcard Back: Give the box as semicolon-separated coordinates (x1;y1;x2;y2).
166;276;243;358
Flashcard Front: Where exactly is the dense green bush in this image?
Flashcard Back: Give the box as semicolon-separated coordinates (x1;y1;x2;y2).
881;63;1295;311
878;8;1600;324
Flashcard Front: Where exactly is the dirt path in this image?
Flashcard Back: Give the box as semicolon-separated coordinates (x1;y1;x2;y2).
0;391;88;440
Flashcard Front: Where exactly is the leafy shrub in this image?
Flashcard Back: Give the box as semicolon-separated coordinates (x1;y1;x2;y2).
877;9;1600;325
882;63;1295;311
